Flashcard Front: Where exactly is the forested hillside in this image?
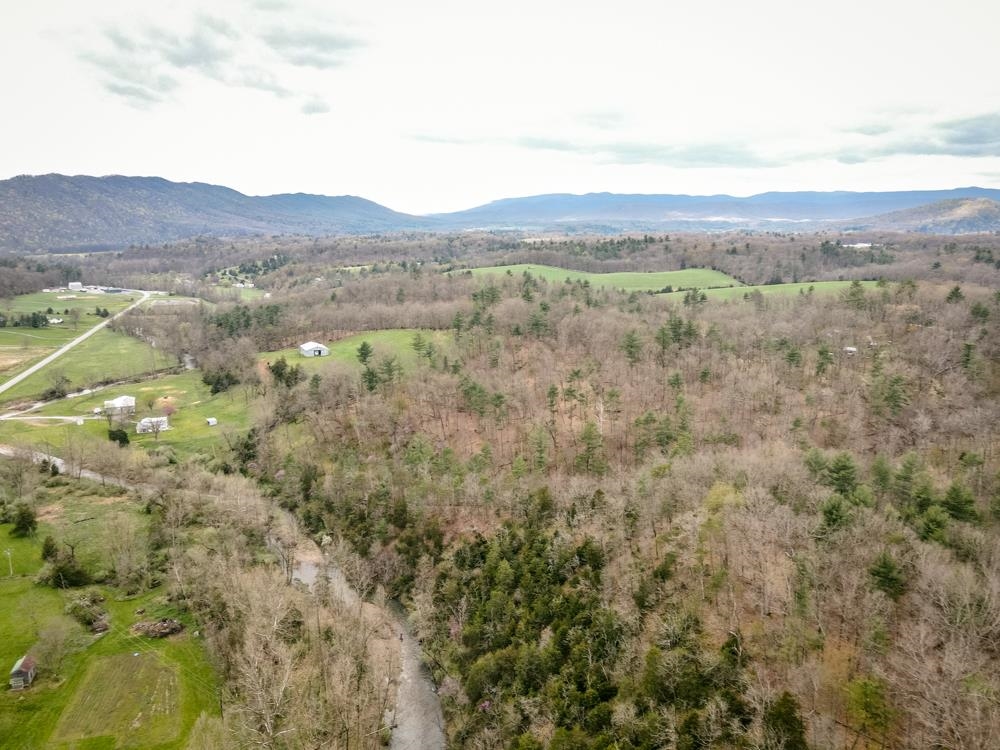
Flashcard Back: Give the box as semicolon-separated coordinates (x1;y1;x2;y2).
0;174;426;251
3;230;999;749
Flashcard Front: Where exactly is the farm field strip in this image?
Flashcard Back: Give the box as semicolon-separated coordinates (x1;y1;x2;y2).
662;279;881;301
455;263;742;291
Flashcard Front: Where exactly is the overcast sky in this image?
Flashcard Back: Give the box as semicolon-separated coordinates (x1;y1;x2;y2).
3;0;999;213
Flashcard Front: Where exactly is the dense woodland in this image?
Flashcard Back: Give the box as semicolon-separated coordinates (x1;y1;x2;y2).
3;230;1000;749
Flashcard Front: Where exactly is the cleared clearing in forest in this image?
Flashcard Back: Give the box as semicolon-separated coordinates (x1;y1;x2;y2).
456;264;742;291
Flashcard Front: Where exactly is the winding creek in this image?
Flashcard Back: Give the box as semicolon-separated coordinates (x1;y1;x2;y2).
292;549;446;750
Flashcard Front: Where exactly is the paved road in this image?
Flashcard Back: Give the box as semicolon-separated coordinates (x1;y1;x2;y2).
0;290;151;398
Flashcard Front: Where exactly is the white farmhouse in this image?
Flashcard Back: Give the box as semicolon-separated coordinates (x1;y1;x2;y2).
136;416;170;434
104;395;136;416
298;341;329;357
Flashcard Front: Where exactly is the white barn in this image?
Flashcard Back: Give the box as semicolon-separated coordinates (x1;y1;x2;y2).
104;395;136;416
298;341;329;357
136;416;170;434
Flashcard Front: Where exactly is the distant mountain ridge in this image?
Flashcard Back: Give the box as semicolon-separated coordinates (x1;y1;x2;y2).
0;174;428;251
844;198;1000;233
2;175;999;251
433;188;1000;228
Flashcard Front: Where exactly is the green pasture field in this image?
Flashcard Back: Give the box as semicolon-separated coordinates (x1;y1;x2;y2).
0;291;143;387
259;328;453;373
0;328;178;406
0;482;218;749
0;371;251;463
213;285;268;301
661;279;880;301
0;291;137;317
50;652;181;747
1;329;448;462
33;479;148;571
455;264;742;291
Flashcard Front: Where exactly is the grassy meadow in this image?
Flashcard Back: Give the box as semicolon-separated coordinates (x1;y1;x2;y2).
0;291;138;317
259;328;452;373
1;328;447;462
0;291;145;394
0;328;178;406
213;285;269;301
0;371;251;463
662;279;881;301
455;263;742;291
0;480;219;749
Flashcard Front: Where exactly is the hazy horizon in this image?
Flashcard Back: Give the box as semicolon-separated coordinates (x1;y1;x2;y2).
4;0;999;213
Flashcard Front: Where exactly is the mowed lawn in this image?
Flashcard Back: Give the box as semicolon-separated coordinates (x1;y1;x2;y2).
0;484;218;749
0;328;178;406
259;328;453;373
456;264;742;291
0;291;137;317
662;279;881;301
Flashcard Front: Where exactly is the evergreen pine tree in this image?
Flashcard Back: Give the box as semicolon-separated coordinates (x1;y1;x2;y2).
942;482;979;522
763;692;809;750
869;551;908;600
825;452;858;496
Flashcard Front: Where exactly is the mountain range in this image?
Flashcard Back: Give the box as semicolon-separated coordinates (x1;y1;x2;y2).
1;174;999;252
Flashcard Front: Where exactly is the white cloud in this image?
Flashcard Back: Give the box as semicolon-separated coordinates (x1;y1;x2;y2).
1;0;999;213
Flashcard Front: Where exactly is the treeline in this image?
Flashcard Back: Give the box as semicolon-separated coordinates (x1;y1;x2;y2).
11;228;1000;297
0;257;81;297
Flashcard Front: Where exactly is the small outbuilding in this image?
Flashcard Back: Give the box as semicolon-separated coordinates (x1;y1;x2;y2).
9;655;37;690
67;281;84;292
136;416;170;434
104;395;136;416
206;417;218;427
298;341;329;357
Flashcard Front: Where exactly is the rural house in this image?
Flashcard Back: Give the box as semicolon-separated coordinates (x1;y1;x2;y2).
9;655;36;690
298;341;329;357
136;416;169;434
104;395;136;416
